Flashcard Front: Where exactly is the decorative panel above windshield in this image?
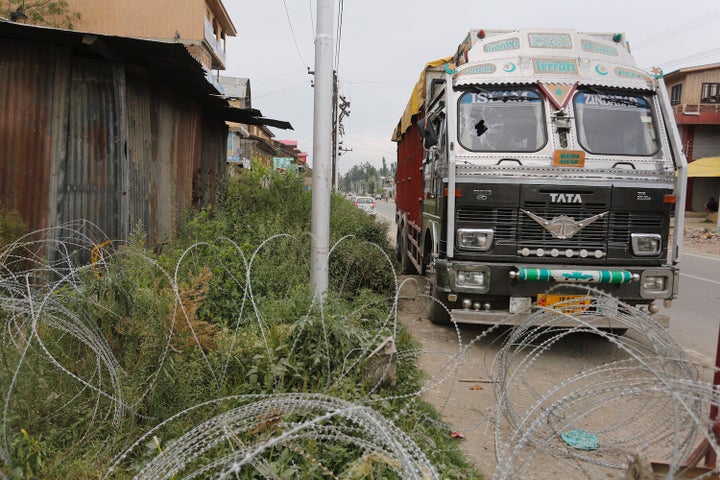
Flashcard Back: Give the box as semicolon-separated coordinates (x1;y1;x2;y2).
457;88;547;153
573;90;659;156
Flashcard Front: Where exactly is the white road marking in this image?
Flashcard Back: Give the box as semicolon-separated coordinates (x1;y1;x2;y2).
680;272;720;286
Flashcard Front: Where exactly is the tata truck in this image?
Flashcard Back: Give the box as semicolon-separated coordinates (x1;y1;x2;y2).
392;29;687;327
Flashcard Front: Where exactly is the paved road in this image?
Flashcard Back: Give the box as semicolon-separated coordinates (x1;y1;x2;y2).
373;198;395;223
664;252;720;362
373;199;396;245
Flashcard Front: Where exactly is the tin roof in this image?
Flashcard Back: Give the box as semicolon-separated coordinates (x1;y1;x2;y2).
0;20;292;129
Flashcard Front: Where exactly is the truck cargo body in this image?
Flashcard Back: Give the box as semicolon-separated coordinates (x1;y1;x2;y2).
393;29;687;327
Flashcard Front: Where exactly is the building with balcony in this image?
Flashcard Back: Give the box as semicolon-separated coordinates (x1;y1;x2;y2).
219;76;302;174
664;63;720;211
64;0;235;74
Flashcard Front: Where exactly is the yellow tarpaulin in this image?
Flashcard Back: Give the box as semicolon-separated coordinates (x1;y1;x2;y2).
687;157;720;177
391;57;452;142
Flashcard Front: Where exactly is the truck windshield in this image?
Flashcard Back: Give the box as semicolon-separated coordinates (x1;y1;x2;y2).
457;88;546;153
573;90;659;156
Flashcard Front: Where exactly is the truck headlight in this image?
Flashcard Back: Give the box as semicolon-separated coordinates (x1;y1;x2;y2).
453;265;491;293
457;270;487;287
631;233;661;256
642;276;666;291
457;228;494;251
640;271;672;297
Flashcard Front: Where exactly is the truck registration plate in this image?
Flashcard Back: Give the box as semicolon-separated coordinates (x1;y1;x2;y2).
536;294;591;313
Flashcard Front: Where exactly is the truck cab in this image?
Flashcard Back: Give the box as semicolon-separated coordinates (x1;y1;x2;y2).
393;29;687;328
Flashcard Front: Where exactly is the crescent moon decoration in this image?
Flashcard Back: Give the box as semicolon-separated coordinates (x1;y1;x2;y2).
595;64;609;76
444;63;457;75
503;62;516;73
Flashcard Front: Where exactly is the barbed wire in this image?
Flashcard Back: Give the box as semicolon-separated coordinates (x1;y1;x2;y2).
1;225;718;478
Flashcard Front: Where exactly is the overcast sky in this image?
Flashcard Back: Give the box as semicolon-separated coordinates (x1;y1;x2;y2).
223;1;720;173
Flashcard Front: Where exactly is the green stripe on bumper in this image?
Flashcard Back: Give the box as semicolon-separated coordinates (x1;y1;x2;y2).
517;268;633;284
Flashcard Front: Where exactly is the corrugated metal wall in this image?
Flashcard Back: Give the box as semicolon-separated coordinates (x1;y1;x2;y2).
1;38;227;248
0;40;70;234
62;58;126;241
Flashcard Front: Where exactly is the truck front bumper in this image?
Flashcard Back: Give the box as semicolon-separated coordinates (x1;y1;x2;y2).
433;259;676;326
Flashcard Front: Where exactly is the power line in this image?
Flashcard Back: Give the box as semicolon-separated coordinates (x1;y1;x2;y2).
282;0;309;68
647;48;720;71
308;0;315;34
334;0;344;73
634;10;720;50
253;80;310;99
344;136;395;155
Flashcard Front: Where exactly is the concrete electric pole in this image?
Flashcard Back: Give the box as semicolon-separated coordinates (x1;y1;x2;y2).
310;0;335;296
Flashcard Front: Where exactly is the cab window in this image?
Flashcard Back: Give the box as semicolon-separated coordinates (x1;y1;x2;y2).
457;88;547;153
573;89;659;156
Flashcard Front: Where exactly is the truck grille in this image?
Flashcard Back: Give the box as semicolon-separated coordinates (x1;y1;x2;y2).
608;212;665;243
518;203;608;250
456;207;516;241
455;205;665;254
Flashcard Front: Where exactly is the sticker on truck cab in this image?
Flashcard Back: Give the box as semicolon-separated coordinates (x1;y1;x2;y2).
553;150;585;167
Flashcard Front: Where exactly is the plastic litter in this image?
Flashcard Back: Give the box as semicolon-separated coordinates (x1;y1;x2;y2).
560;429;598;450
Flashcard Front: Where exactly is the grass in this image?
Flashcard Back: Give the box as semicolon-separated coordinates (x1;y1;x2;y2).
0;168;481;479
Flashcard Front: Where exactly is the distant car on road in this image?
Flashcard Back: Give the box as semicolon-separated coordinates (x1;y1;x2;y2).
354;196;376;216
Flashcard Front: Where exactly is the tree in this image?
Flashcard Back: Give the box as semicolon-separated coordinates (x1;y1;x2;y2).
338;162;384;195
3;0;80;29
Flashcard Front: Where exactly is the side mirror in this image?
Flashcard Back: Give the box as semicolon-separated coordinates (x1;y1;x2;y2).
416;118;438;148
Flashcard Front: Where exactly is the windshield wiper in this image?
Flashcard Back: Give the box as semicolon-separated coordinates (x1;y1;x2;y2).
490;95;534;103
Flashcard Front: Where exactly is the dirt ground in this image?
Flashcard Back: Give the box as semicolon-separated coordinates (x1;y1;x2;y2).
396;216;720;479
680;213;720;256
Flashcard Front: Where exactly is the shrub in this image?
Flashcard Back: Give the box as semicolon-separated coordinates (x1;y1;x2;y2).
0;201;26;250
0;168;480;479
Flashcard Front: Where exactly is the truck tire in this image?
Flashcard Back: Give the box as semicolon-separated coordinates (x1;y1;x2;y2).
428;285;451;325
602;328;628;336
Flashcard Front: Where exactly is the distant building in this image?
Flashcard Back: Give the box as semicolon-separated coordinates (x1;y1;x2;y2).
219;75;301;174
278;140;309;167
64;0;235;89
663;63;720;210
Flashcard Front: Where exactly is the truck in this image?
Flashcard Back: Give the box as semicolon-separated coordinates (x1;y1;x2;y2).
392;28;687;328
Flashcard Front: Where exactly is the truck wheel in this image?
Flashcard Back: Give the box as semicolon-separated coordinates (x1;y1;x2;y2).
601;328;628;336
428;285;451;325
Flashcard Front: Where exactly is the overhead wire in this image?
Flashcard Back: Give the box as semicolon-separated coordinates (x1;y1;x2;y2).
334;0;344;74
308;0;315;35
633;9;720;70
281;0;309;69
344;135;395;155
633;9;720;50
646;48;720;71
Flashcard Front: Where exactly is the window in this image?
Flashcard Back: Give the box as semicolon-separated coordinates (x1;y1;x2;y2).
670;84;682;105
573;89;659;156
457;87;547;153
701;83;720;103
